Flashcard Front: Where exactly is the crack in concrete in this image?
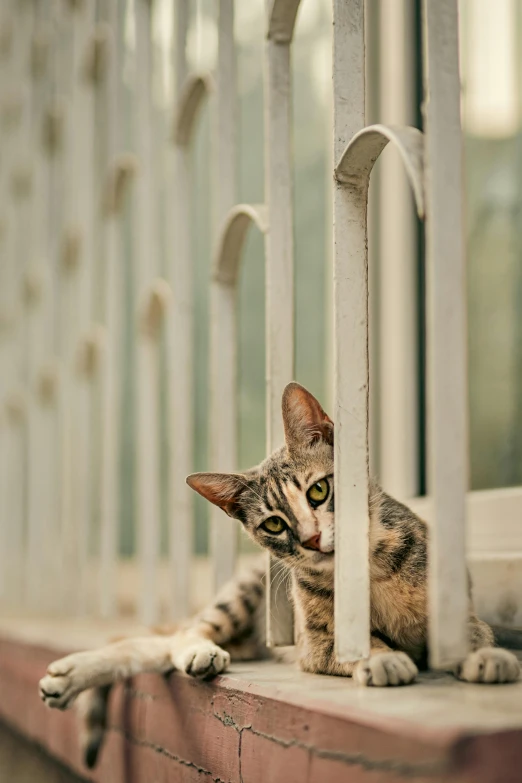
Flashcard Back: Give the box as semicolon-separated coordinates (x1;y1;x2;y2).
210;699;450;779
112;687;450;780
238;727;244;783
110;726;232;783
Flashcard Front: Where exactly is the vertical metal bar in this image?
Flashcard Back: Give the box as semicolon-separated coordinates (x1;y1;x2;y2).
137;315;161;624
210;0;238;590
135;0;161;625
42;4;63;615
332;0;370;662
214;1;236;224
0;7;14;604
75;0;96;615
98;1;126;619
168;0;192;620
7;0;32;607
84;17;109;619
54;2;77;616
324;25;334;418
365;2;383;481
169;141;193;620
1;47;18;607
264;4;295;647
422;0;468;669
58;0;96;614
2;2;18;606
378;0;418;499
16;0;35;611
174;0;188;93
26;2;53;611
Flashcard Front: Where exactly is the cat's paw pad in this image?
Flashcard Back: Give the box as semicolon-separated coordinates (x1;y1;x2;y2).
39;661;78;709
177;642;230;680
353;652;418;687
456;647;520;684
39;653;94;709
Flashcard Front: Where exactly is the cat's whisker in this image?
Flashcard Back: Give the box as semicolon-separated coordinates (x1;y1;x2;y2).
273;564;292;610
270;566;285;610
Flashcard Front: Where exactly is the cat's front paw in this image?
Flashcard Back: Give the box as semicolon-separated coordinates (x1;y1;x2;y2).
353;652;418;687
39;653;92;709
456;647;520;684
173;641;230;680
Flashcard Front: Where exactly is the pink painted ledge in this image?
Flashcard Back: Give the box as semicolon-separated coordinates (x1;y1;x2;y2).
1;635;522;783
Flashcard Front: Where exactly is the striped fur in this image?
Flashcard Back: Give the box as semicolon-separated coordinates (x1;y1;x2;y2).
39;382;520;768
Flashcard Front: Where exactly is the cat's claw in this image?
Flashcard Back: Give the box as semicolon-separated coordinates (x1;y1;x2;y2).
174;642;230;680
353;651;418;687
456;647;520;684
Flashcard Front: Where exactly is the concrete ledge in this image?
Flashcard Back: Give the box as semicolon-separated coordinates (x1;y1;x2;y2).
1;633;522;783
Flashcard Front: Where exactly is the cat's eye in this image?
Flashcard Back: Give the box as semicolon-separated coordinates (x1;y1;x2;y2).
260;516;287;535
307;479;329;506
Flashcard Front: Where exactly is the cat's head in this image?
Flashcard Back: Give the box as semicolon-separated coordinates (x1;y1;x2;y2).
187;383;335;572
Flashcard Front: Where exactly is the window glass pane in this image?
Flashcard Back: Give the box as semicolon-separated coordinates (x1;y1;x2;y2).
460;0;522;489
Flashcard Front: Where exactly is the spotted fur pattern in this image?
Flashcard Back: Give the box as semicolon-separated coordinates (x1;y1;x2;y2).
39;382;520;768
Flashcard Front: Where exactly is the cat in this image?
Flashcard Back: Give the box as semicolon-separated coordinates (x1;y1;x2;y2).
39;382;520;768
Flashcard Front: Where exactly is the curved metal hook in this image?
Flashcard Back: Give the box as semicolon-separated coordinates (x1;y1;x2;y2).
267;0;302;43
213;204;268;286
335;124;425;219
173;72;213;147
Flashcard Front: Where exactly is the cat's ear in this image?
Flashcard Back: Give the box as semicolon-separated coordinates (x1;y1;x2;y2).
282;382;333;451
186;472;246;518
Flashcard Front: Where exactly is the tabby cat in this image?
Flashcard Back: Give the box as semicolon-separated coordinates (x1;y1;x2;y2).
39;382;520;769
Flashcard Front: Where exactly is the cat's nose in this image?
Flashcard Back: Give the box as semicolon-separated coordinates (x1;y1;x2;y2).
303;532;322;551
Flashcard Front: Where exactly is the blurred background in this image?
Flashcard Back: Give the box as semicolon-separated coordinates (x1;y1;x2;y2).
1;3;521;779
0;0;522;781
144;0;522;555
0;0;521;616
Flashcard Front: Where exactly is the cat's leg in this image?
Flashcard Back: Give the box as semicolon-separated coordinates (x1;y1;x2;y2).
351;635;418;687
169;561;266;674
39;635;194;770
300;633;418;686
39;635;178;710
40;562;266;711
76;686;112;769
455;615;520;684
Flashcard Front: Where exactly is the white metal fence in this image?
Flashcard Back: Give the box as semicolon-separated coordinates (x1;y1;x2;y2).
0;0;476;670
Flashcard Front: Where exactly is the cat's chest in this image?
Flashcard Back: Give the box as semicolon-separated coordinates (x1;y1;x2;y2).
370;575;427;647
292;576;335;639
292;570;427;653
